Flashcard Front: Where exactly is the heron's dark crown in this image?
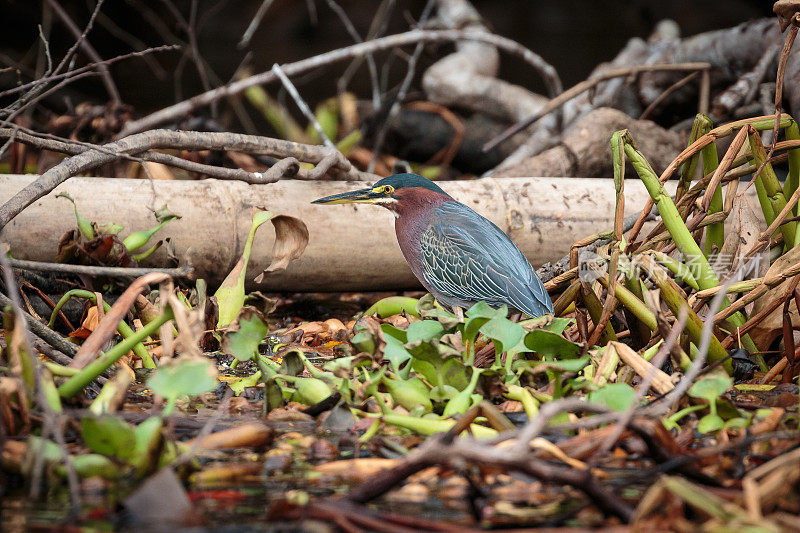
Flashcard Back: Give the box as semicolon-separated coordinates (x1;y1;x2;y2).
373;173;451;197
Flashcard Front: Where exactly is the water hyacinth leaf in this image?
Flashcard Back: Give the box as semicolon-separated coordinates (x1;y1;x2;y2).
215;210;275;327
480;315;525;354
415;294;459;328
81;415;136;460
541;317;574;335
278;350;305;377
587;383;637;412
406;319;445;344
223;308;269;361
230;371;261;396
441;357;470;391
688;373;732;402
253;214;309;283
380;323;408;343
147;356;219;402
466;301;502;319
697;414;725;433
524;329;581;358
383;334;412;373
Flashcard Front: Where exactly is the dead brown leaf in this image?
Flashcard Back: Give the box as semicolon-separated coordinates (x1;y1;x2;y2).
253;215;309;283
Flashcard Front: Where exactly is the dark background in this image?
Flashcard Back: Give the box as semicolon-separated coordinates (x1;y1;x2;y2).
1;1;773;115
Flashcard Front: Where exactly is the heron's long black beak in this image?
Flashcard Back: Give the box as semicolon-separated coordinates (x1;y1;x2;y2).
312;187;381;205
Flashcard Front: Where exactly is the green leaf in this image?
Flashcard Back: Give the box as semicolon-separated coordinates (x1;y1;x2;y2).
480;316;525;354
688;373;732;402
147;356;218;402
81;415;136;459
383;334;412;373
222;308;269;361
380;323;408;343
130;416;163;475
406;320;445;344
524;330;581;358
587;383;637;412
230;371;262;396
466;301;502;319
215;210;275;327
697;414;725;433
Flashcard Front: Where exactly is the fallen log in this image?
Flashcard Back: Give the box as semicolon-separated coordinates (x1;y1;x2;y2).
0;175;718;292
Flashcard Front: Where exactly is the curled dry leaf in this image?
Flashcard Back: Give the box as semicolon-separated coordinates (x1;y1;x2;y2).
750;244;800;350
253;215;309;283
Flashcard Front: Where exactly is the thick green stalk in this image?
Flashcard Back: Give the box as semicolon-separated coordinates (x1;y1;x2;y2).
698;115;724;256
640;257;731;372
48;289;155;368
598;276;657;332
622;132;755;356
676;115;707;201
623;135;745;311
58;307;174;399
784;122;800;219
749;129;797;246
650;251;699;290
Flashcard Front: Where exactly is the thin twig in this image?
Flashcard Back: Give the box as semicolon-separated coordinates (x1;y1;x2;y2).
120;28;564;136
43;0;119;101
483;63;711;151
271;63;337;150
9;259;194;280
239;0;275;48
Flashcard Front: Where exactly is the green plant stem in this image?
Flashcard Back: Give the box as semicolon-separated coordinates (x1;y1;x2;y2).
640;257;732;373
622;132;754;355
749;128;797;246
650;251;699;290
43;361;79;377
58;307;174;399
597;276;657;331
700;117;724;256
785;123;800;225
48;289;155;368
580;283;617;345
676;115;706;201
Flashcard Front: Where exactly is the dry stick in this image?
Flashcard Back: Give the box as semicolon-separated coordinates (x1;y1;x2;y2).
627;114;793;247
369;40;425;173
483;62;711;151
0;127;298;184
271;63;336;150
238;0;275;48
43;0;119;102
120;28;562;136
9;259;194;280
0;292;79;361
0;129;373;230
701;126;749;211
659;274;742;412
69;272;169;369
0;46;179;99
324;0;381;108
0;252;81;510
640;71;700;120
595;310;688;460
721;274;800;350
758;16;800;188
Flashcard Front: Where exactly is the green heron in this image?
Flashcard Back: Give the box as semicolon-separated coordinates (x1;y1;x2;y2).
312;173;553;319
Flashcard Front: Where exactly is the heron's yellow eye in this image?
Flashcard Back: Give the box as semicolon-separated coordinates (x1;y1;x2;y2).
374;185;394;195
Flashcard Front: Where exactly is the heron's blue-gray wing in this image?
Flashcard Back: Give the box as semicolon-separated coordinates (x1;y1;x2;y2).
419;201;553;317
